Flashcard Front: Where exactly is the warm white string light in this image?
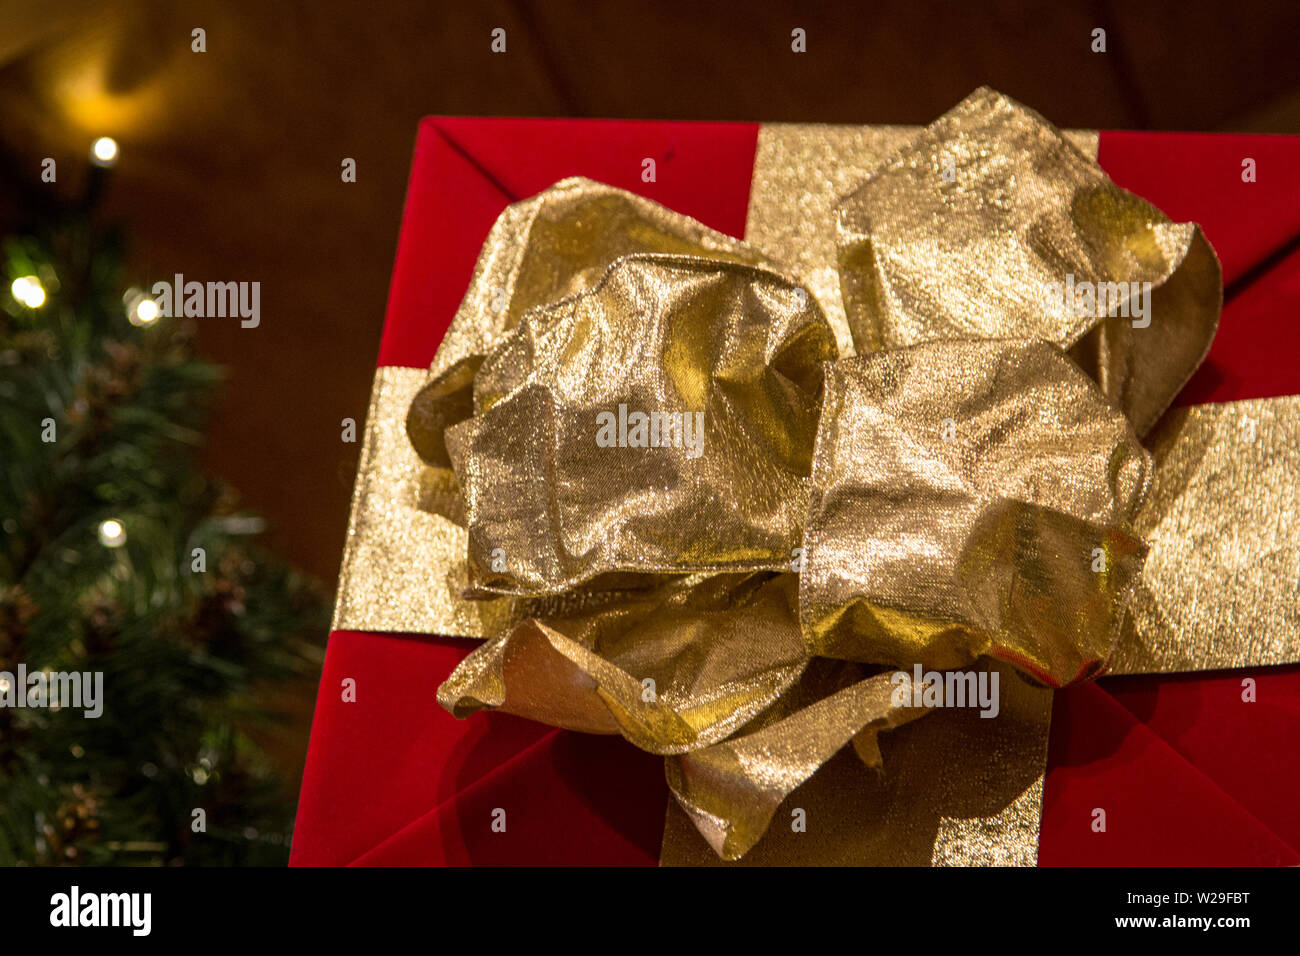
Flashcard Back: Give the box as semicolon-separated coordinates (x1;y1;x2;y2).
90;136;119;167
125;288;160;326
10;276;46;308
97;518;126;548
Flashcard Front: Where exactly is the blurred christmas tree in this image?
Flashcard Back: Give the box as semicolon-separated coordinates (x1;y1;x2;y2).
0;148;328;865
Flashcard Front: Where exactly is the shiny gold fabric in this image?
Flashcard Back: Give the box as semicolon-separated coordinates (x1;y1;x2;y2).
407;178;781;470
801;340;1150;686
441;255;836;596
744;123;1101;352
1112;394;1300;673
331;365;631;637
437;573;812;754
661;660;1052;865
327;88;1300;865
664;669;930;859
836;88;1221;438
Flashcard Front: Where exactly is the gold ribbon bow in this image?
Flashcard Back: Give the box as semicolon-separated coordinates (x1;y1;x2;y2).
389;89;1273;862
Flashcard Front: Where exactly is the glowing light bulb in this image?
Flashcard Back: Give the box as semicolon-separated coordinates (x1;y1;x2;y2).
130;297;159;326
90;136;119;167
98;518;126;547
11;275;45;308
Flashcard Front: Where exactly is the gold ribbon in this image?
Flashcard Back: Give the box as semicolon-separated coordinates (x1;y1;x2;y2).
385;89;1290;862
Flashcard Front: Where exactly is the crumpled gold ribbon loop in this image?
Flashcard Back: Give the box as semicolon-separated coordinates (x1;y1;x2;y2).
665;669;929;860
437;573;811;754
801;338;1151;686
443;253;836;596
408;178;783;468
837;87;1221;437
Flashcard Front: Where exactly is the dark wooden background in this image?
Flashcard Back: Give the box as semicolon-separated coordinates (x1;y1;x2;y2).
3;0;1298;786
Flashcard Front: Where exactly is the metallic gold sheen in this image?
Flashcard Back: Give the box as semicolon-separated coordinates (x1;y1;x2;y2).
443;255;836;595
835;88;1220;437
1113;395;1300;673
332;367;621;637
407;178;781;469
661;660;1051;865
664;670;930;860
738;116;1098;867
746;122;1099;354
332;365;485;635
437;573;811;754
801;340;1150;687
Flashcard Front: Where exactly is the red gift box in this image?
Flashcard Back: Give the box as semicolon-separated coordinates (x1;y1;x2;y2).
290;117;1300;867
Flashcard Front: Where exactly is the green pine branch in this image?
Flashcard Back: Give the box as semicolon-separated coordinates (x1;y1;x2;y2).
0;210;328;865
